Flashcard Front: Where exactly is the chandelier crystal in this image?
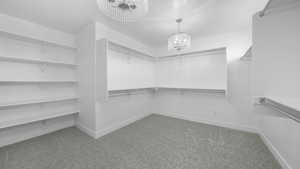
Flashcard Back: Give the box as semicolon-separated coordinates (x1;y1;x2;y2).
97;0;149;23
168;18;191;51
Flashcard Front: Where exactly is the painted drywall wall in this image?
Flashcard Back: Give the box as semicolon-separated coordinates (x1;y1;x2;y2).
252;6;300;169
76;23;97;136
155;49;227;90
107;49;155;90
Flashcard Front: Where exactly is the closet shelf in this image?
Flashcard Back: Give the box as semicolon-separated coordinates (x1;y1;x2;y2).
108;87;226;97
0;56;78;67
0;80;78;84
0;96;78;108
256;96;300;123
0;110;79;129
0;31;77;50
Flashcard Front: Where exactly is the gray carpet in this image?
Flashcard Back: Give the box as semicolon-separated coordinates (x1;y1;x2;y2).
0;114;281;169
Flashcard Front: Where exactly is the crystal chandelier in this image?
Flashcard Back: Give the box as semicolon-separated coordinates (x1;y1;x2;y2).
168;18;191;51
97;0;149;23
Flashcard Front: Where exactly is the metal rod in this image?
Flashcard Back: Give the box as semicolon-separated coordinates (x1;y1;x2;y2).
259;0;273;17
258;97;300;123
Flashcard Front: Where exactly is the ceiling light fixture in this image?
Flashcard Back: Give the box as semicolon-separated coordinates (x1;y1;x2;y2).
168;18;191;51
97;0;149;23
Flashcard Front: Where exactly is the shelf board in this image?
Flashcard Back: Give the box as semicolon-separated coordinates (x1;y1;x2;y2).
0;31;77;50
0;80;77;84
257;96;300;123
0;110;79;129
108;87;226;97
0;56;78;67
0;96;78;108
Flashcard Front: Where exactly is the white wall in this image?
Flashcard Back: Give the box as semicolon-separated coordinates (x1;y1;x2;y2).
252;6;300;169
76;23;97;136
155;50;227;90
107;49;155;90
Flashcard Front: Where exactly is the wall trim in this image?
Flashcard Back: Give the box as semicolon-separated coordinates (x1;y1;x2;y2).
259;132;292;169
155;112;259;133
95;112;152;138
75;122;97;138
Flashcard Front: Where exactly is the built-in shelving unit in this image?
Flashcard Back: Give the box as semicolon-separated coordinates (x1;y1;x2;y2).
0;29;78;130
256;96;300;123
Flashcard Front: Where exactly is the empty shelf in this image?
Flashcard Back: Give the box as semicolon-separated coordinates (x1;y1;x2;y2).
0;80;78;84
0;56;78;67
257;96;300;123
0;110;79;129
0;96;78;108
108;87;226;97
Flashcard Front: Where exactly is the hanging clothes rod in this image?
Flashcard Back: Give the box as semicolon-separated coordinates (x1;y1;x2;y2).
257;97;300;123
259;0;274;17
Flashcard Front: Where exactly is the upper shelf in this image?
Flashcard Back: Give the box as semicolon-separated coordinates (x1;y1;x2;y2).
0;56;78;67
256;96;300;123
0;31;77;50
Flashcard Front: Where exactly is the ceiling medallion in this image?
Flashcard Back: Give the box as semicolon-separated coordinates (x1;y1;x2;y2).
168;18;191;51
97;0;149;23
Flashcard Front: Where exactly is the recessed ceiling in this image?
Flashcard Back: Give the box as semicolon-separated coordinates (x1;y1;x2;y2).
0;0;269;47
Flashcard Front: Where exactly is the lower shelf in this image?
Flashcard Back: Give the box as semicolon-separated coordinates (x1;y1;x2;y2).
0;96;78;108
0;111;79;129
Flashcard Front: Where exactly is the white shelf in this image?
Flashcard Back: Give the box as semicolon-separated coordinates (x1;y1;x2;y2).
0;80;77;84
0;110;79;129
108;87;226;97
0;56;78;67
0;31;77;50
256;96;300;123
0;96;78;108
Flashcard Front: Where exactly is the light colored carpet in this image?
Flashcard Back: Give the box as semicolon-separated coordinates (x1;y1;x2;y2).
0;114;281;169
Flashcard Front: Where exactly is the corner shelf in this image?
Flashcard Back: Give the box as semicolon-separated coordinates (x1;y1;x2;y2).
0;56;78;67
0;96;78;108
108;87;226;97
256;96;300;123
0;110;79;129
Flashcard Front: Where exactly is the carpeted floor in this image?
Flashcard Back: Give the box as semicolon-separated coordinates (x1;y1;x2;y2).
0;114;281;169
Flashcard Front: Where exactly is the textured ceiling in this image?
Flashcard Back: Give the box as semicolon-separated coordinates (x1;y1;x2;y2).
0;0;270;47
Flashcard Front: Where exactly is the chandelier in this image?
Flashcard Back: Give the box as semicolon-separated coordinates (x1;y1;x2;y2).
168;18;191;51
97;0;149;23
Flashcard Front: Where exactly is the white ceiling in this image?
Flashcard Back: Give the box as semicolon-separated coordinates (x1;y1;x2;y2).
0;0;269;47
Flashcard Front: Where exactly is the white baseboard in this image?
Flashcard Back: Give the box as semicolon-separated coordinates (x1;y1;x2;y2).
95;112;152;138
259;132;292;169
75;122;97;138
155;112;258;133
